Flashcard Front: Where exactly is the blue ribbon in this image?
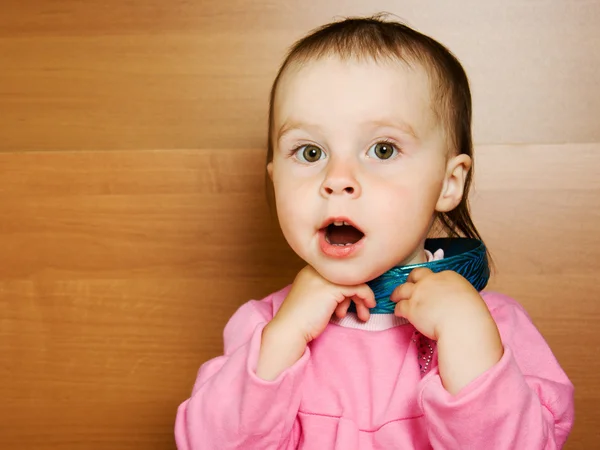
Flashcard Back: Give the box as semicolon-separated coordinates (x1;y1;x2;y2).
349;238;490;314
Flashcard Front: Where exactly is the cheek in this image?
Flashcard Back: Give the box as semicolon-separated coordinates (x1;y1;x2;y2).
374;179;442;223
274;195;312;260
274;198;300;249
273;179;311;239
273;167;316;206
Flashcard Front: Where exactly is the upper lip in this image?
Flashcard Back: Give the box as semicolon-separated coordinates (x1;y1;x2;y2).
319;216;365;234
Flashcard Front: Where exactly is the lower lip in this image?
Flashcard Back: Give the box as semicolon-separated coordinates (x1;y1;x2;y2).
318;229;364;258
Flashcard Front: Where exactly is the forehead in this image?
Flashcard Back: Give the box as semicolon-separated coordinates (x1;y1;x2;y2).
274;56;437;138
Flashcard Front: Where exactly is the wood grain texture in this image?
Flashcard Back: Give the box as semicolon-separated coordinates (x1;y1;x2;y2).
1;145;599;448
1;0;600;151
0;148;301;449
1;1;599;448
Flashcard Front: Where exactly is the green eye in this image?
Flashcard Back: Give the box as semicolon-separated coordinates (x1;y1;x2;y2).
368;142;397;160
297;145;324;163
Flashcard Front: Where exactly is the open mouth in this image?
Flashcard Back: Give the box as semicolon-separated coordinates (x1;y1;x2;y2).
324;221;365;246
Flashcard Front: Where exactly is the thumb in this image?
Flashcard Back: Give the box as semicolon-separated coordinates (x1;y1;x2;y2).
394;298;410;319
390;281;415;302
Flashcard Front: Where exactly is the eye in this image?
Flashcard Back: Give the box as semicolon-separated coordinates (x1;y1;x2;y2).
295;144;326;163
367;142;398;160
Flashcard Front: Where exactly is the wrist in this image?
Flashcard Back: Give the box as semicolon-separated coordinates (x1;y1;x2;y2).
269;307;318;344
437;312;503;394
264;318;308;350
435;293;494;340
256;320;307;381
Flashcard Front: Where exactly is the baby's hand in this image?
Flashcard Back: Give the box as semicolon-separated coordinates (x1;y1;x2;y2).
257;266;375;380
273;265;376;343
390;268;503;393
390;267;489;340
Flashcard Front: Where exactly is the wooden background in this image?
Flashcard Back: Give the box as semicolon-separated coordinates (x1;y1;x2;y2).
1;1;599;448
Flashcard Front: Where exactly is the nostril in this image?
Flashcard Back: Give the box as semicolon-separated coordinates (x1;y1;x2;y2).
322;183;357;196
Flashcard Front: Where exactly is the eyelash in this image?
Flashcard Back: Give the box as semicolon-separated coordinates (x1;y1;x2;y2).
286;139;402;161
287;143;313;158
368;139;400;159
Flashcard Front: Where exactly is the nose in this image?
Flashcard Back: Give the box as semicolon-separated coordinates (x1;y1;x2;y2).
320;158;361;199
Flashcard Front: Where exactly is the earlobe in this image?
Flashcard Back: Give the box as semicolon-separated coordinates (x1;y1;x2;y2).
267;161;274;181
435;154;472;212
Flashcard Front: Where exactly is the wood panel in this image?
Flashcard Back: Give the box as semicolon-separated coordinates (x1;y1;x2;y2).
1;0;600;152
0;148;301;449
1;145;598;448
2;1;599;448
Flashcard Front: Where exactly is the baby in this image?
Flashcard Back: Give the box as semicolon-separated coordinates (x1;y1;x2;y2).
175;16;574;449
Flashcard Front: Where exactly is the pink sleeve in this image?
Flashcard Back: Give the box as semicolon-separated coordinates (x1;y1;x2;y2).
174;293;307;450
418;292;574;449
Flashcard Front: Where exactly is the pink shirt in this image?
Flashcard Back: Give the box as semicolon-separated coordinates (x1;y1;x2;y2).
175;287;574;449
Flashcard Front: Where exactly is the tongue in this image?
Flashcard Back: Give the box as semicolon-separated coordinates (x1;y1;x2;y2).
327;225;364;245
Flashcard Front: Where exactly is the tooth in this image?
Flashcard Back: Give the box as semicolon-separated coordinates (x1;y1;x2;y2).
343;221;350;226
333;221;344;226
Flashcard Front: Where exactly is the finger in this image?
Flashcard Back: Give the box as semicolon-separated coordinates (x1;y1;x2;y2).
342;284;376;309
407;267;433;283
390;281;415;302
394;299;409;319
334;298;351;319
353;296;371;322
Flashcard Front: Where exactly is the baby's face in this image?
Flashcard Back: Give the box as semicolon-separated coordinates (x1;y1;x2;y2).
269;56;457;285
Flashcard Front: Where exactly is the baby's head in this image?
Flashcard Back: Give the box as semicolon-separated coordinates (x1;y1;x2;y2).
266;16;484;285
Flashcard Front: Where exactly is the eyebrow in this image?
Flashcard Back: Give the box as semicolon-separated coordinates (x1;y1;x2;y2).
276;118;418;142
276;120;323;142
366;119;418;139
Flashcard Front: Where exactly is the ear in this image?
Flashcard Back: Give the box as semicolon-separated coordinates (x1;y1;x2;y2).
435;154;472;212
267;161;274;181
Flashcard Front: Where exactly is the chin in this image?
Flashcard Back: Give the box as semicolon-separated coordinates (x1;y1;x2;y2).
313;264;383;287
